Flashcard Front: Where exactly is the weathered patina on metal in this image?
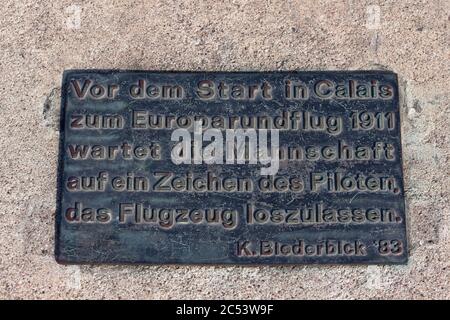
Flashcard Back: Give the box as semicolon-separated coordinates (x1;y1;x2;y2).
56;70;407;264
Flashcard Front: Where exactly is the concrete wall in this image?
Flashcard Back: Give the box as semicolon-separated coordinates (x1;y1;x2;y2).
0;0;448;299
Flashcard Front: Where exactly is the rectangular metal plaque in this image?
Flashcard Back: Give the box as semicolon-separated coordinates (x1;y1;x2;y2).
56;70;407;264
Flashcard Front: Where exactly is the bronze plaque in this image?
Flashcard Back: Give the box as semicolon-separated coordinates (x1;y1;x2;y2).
56;70;407;264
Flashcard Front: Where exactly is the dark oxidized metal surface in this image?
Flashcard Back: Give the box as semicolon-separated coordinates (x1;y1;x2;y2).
55;70;407;264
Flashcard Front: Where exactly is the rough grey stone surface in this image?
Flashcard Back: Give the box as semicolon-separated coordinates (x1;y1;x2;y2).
0;0;448;299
